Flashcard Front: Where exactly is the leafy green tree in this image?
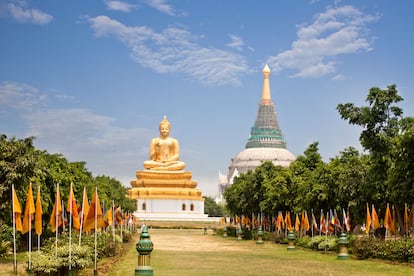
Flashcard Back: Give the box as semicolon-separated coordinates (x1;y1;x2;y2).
203;196;224;217
337;84;403;207
0;135;40;224
93;175;136;212
328;147;369;226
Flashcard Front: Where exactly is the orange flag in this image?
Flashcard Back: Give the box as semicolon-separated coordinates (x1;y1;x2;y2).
384;203;392;231
48;185;62;232
22;182;35;234
371;205;380;231
365;203;371;234
83;188;105;232
295;213;301;232
35;185;43;236
303;211;310;231
404;204;410;234
66;183;80;230
12;185;23;233
285;211;292;231
80;187;89;227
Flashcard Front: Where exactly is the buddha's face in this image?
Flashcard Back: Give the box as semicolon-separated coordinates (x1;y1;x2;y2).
159;123;170;138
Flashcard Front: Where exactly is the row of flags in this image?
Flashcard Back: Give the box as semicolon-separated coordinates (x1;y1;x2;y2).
11;182;132;273
365;203;414;236
12;183;128;235
229;208;351;236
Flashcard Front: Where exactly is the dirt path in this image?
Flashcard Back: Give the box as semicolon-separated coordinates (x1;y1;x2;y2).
150;229;247;252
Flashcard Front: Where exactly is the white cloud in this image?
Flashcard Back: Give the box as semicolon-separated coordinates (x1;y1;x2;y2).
104;0;137;13
88;15;250;86
226;34;244;51
0;0;53;25
267;5;380;78
24;108;152;185
0;81;47;111
146;0;176;16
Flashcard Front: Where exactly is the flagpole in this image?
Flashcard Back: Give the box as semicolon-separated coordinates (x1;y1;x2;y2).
55;184;59;258
29;213;32;271
69;183;73;272
119;205;123;242
79;187;85;246
112;200;115;242
12;184;17;274
94;187;98;276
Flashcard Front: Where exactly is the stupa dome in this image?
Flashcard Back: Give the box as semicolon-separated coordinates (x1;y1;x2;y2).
226;64;296;181
228;148;295;176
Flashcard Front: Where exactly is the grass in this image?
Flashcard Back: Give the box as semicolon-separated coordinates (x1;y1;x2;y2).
3;228;414;275
107;229;414;276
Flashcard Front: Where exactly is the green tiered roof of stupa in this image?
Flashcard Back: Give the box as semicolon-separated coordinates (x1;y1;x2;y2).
245;64;286;149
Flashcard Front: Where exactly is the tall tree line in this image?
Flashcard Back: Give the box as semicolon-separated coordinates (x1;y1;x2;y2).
224;84;414;233
0;135;136;227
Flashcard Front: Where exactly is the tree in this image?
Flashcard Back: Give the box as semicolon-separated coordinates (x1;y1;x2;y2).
337;84;404;208
203;196;224;217
0;135;40;225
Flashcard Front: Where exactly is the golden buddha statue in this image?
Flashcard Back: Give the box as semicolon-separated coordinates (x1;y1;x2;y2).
143;116;186;171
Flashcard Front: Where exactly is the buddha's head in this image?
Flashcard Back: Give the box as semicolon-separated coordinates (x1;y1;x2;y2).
159;116;170;138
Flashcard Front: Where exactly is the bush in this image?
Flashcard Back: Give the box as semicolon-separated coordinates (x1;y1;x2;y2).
352;237;414;263
0;240;11;258
29;244;93;275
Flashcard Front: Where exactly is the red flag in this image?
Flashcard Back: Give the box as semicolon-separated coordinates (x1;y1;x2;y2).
343;208;351;232
320;211;326;234
22;183;35;234
311;210;318;232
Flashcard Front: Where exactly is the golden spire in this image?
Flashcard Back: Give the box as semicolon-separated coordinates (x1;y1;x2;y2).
261;64;272;104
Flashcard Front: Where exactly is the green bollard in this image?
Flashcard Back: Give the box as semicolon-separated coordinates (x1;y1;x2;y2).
337;232;349;260
256;226;264;244
287;231;296;251
223;227;228;237
135;226;154;276
236;227;243;240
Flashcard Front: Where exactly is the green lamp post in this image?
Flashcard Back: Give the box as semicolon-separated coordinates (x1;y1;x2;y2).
135;226;154;276
337;232;349;260
256;226;264;244
287;231;296;251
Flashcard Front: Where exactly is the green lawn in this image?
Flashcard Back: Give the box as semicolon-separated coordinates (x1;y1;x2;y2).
106;229;414;276
3;229;414;275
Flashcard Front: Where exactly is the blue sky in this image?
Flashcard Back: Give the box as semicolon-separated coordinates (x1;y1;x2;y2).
1;0;413;197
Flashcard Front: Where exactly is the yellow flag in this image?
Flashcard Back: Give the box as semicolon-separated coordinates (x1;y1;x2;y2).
384;203;392;231
35;185;43;236
83;188;105;232
372;205;380;230
12;185;23;233
22;182;35;234
81;187;89;226
104;207;113;227
404;204;410;234
295;213;301;231
48;185;62;233
285;211;292;231
365;203;371;234
66;183;80;230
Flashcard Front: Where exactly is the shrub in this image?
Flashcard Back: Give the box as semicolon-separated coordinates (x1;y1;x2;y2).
0;240;11;258
29;244;93;275
352;237;414;263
